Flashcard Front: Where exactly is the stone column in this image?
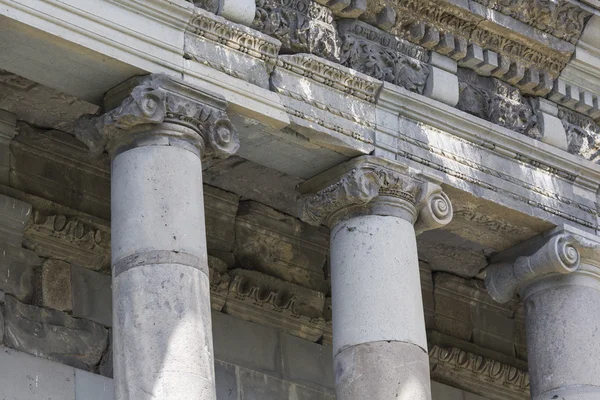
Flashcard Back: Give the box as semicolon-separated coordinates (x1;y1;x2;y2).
298;157;453;400
486;232;600;400
75;74;239;400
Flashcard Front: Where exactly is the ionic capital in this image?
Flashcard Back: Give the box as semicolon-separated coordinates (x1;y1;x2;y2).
297;156;453;230
485;232;600;303
74;74;239;159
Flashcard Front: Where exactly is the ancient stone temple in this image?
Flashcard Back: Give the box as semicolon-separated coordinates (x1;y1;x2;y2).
1;0;600;399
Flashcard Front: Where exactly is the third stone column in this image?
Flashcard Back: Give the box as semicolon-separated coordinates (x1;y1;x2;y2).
298;156;453;400
75;74;239;400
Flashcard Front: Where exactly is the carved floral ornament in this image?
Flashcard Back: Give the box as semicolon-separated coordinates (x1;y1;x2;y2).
74;74;239;159
298;161;453;231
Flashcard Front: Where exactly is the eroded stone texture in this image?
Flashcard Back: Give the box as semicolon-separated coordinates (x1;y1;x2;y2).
71;264;111;327
23;211;111;272
252;0;341;61
234;201;329;292
10;124;111;219
3;295;108;370
226;268;326;341
338;20;430;94
204;185;239;265
0;252;36;303
41;259;72;312
457;68;539;137
184;7;280;88
209;256;230;311
558;106;600;163
434;273;519;357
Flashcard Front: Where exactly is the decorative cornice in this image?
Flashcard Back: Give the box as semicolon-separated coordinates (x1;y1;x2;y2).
485;234;581;303
429;345;530;400
187;8;281;68
276;53;382;103
471;0;592;44
226;268;326;341
297;156;453;231
74;74;239;159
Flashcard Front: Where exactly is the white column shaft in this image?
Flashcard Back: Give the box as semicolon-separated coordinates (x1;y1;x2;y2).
111;144;215;400
330;214;430;400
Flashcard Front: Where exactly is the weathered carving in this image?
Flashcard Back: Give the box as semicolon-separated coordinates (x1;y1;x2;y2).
23;211;111;272
429;345;530;400
298;157;453;230
225;269;326;341
472;0;592;44
208;256;230;311
192;0;220;14
75;74;239;159
457;69;539;137
338;20;430;94
558;106;600;163
454;208;534;237
253;0;341;61
485;234;580;303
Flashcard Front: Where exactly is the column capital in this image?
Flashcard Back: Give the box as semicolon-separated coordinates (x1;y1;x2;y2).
485;231;600;303
74;74;239;158
297;156;453;230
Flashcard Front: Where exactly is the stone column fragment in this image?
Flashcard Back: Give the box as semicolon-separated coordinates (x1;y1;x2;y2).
75;74;239;400
486;232;600;400
298;156;453;400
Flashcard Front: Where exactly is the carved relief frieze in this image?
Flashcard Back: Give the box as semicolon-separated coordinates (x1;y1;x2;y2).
558;106;600;163
471;0;592;44
225;268;326;341
185;8;281;87
208;256;230;311
252;0;341;61
429;345;530;400
453;208;535;238
456;69;539;137
23;211;111;272
337;20;430;94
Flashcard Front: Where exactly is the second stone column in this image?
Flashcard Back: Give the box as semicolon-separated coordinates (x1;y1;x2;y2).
298;157;453;400
75;74;239;400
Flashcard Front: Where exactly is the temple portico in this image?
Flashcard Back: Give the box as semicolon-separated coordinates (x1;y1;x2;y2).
1;1;600;400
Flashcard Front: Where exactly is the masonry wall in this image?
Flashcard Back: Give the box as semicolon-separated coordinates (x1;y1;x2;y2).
0;310;487;400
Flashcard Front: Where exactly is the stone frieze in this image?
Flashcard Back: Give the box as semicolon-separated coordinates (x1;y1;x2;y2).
558;106;600;163
338;20;430;94
252;0;341;61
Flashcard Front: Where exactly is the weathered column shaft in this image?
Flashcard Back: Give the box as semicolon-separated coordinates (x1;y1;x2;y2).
75;74;239;400
298;157;453;400
486;233;600;400
331;214;429;400
112;138;214;399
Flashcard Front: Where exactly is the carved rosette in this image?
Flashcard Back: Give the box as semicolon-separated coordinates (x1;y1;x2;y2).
298;158;453;230
74;74;239;159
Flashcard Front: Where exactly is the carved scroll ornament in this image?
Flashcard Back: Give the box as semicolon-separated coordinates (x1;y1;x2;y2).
74;74;239;159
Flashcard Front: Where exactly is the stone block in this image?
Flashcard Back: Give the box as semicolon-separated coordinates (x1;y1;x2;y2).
0;245;36;302
209;256;230;311
429;52;457;73
537;112;568;151
234;201;329;292
424;66;459;106
204;184;239;264
0;193;31;246
434;274;474;341
212;311;281;377
238;367;290;400
97;330;113;378
281;333;334;391
292;385;334;400
420;263;435;329
24;211;111;272
71;264;112;327
0;345;76;400
75;369;113;400
226;269;326;341
472;307;516;356
0;110;16;185
10;125;111;219
3;295;108;370
215;361;238;400
42;259;73;311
